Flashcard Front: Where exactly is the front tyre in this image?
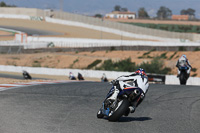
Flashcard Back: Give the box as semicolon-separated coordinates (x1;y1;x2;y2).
180;72;187;85
108;99;129;122
97;110;104;119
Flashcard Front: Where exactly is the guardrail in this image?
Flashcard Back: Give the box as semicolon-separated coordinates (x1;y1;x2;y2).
0;65;199;86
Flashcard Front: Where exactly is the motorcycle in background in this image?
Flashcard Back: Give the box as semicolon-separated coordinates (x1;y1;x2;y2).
22;70;32;80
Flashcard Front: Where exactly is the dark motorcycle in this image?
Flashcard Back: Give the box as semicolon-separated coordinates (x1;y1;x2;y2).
97;84;142;122
179;66;189;85
22;71;32;80
78;73;84;80
101;77;108;82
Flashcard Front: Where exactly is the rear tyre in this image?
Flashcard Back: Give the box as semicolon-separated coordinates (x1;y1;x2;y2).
108;99;129;122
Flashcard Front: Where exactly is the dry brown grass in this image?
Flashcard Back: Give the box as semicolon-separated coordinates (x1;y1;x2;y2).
0;18;199;83
0;51;199;77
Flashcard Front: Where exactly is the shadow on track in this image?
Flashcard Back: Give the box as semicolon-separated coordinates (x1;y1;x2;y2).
100;116;152;122
118;116;152;122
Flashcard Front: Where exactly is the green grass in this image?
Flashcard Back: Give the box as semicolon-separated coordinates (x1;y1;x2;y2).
126;23;200;33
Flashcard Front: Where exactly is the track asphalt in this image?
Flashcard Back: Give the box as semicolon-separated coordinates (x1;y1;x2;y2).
0;25;63;36
0;82;199;133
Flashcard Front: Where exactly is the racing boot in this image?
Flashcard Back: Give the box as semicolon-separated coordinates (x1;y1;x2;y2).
129;106;136;113
124;106;136;116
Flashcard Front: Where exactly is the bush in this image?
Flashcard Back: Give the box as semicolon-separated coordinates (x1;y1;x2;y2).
191;74;197;77
96;58;137;72
87;59;102;69
127;23;200;33
139;57;171;74
138;48;156;59
194;47;200;51
96;57;171;74
158;52;168;59
191;68;197;72
168;52;177;60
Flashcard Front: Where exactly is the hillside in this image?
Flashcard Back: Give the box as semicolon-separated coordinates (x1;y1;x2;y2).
0;18;199;78
0;50;199;77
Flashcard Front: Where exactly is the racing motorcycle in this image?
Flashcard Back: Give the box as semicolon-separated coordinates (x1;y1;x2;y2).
97;83;142;122
178;65;189;85
23;70;32;80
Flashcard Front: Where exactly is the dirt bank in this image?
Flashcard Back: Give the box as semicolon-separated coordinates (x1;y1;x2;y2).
0;50;199;77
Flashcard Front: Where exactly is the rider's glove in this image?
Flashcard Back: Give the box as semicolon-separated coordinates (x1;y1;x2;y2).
111;80;119;86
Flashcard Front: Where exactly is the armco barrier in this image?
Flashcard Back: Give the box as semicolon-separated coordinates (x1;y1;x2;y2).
0;65;200;85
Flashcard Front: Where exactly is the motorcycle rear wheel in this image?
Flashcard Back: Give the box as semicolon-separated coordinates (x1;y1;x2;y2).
108;99;129;122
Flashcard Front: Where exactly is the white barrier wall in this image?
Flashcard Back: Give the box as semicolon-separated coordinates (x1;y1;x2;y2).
45;17;180;42
0;65;200;86
27;37;200;48
0;65;130;80
0;14;30;20
165;75;200;86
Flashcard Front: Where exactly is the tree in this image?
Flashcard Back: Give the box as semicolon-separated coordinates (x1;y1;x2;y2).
113;5;128;12
0;1;16;7
180;8;195;16
94;14;103;18
0;1;6;7
114;5;121;11
180;9;187;15
138;7;149;19
157;6;172;19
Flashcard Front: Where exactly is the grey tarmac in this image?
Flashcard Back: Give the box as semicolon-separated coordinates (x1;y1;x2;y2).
0;82;199;133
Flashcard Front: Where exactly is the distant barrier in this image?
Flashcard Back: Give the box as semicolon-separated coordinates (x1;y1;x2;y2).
27;37;200;48
45;17;180;42
0;38;200;53
0;65;199;86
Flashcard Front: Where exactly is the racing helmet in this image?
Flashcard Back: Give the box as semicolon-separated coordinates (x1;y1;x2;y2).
182;54;186;58
135;68;147;76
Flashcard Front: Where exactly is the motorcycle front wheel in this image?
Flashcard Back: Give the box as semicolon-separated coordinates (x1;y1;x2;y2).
180;72;187;85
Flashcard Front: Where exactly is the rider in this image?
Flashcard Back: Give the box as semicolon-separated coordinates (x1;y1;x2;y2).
176;54;192;77
107;68;149;115
69;72;76;80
